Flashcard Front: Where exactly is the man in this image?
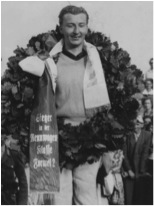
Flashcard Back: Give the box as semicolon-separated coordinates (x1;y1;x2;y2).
19;5;110;205
145;58;153;80
1;137;28;205
132;92;144;117
143;97;153;117
123;115;151;205
142;79;153;96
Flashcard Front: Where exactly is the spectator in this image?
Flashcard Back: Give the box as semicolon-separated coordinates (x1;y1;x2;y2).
142;79;153;96
143;115;152;128
145;120;153;133
145;58;153;80
122;115;151;205
145;118;153;176
1;137;28;205
143;97;153;117
132;92;144;117
97;152;116;205
143;118;153;205
98;122;125;205
108;150;125;205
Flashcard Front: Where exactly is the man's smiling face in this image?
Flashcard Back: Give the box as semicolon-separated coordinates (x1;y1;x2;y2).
60;13;88;48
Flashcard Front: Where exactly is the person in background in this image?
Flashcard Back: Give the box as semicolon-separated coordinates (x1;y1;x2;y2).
142;79;153;96
143;116;153;205
145;58;153;80
1;136;28;205
142;97;153;117
108;149;125;205
143;107;153;205
97;123;125;205
143;115;152;130
132;92;144;117
19;5;110;205
97;152;116;205
122;115;151;205
145;118;153;133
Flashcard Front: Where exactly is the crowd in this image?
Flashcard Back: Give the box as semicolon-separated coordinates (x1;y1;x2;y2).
1;4;153;205
112;59;153;205
122;76;153;205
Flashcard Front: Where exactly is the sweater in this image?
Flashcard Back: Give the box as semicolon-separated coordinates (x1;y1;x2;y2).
56;53;86;122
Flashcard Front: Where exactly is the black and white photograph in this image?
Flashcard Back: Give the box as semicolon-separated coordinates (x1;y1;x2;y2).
1;1;153;205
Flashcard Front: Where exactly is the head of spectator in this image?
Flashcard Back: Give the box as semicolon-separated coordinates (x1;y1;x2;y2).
132;93;144;108
145;79;153;92
143;115;152;127
143;97;153;111
132;115;144;134
149;58;153;70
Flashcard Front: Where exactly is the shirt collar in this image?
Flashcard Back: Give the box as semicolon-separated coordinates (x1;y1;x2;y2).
134;131;141;141
62;46;87;61
49;39;94;59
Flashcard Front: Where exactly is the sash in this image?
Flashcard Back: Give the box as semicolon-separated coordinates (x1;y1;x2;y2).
30;66;59;193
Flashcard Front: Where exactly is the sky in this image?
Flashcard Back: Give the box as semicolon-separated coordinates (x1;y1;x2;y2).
1;1;153;75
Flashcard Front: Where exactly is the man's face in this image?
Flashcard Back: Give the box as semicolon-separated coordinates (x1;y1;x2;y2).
132;120;143;133
60;13;88;48
144;117;151;125
144;99;152;110
145;80;152;91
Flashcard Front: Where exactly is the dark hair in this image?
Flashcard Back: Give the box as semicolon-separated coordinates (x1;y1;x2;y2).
142;97;153;106
145;78;153;84
58;5;89;25
149;58;153;65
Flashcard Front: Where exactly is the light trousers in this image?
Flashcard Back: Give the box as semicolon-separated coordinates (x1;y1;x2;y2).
54;159;108;205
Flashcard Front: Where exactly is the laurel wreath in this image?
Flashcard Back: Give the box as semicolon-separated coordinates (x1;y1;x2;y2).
1;26;143;167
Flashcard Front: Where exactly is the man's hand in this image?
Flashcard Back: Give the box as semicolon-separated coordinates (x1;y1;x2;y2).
101;152;113;174
37;51;49;60
122;171;129;178
128;170;135;179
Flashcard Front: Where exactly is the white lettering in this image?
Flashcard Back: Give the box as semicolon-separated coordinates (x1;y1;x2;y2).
30;134;58;143
37;144;52;155
36;114;52;123
33;158;54;169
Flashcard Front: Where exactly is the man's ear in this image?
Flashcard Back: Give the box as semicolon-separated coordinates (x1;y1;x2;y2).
59;26;63;34
85;26;89;36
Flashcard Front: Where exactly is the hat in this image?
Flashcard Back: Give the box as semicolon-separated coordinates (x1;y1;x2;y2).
136;115;144;124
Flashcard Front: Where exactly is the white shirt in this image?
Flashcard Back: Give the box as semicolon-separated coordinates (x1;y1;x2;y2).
142;89;153;95
145;69;153;80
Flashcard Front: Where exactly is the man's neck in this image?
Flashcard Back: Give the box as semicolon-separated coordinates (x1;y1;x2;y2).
64;43;84;56
134;130;141;136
